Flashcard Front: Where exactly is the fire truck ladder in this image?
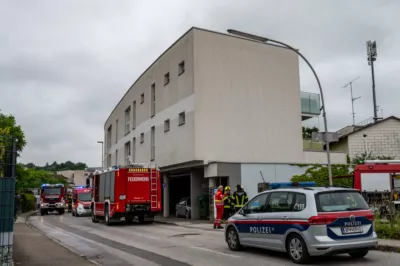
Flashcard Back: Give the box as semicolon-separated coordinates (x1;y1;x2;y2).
150;166;158;209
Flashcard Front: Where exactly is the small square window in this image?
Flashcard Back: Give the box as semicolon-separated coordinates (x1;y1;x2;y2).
164;119;170;132
164;72;170;86
140;133;144;143
141;93;144;104
178;61;185;75
179;112;185;126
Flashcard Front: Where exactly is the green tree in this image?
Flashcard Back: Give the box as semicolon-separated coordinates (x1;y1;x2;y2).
0;113;27;152
302;126;319;139
291;164;353;187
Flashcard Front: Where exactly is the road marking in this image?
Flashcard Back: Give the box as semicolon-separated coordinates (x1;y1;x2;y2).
189;246;240;258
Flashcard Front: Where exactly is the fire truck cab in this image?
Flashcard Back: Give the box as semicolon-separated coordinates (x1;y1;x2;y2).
72;186;93;217
39;183;66;215
90;164;162;226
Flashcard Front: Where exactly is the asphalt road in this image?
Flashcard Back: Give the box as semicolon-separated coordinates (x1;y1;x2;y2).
28;213;400;266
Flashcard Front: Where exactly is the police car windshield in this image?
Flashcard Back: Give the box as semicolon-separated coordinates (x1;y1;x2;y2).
42;188;61;195
78;193;91;202
316;191;369;212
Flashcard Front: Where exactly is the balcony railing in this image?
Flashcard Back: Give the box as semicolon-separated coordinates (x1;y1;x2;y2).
301;91;321;115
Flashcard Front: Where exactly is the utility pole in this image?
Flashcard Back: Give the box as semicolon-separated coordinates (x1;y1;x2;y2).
366;41;378;122
342;76;361;125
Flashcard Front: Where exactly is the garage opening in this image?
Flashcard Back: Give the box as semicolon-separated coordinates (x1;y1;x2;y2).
169;173;190;217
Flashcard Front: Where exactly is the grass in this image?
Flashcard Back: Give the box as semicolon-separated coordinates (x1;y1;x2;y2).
374;214;400;240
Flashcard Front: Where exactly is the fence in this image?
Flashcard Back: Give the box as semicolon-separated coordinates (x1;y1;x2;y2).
0;136;17;266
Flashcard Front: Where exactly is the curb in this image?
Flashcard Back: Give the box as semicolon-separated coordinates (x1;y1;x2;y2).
374;244;400;253
24;212;101;265
154;220;224;232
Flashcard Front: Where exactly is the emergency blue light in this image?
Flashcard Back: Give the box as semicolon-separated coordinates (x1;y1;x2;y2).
269;181;316;189
113;165;119;170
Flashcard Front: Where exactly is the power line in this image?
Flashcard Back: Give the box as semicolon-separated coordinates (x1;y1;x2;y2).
342;76;361;125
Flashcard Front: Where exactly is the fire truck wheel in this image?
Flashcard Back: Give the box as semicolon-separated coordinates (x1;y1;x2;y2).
138;215;145;224
40;210;45;216
91;210;99;223
105;209;111;226
58;209;65;215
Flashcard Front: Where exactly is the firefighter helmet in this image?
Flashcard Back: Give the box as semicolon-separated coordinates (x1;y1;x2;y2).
224;186;231;191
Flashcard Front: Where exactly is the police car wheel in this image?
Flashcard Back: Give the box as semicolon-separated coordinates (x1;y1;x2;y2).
348;249;369;258
227;227;242;251
287;234;310;264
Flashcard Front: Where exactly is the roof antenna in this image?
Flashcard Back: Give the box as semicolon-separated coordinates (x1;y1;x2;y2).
342;76;361;125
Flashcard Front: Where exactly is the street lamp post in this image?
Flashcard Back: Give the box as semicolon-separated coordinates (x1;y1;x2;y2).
97;141;104;168
227;29;333;185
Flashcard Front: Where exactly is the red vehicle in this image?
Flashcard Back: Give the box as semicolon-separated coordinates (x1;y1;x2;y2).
39;183;65;215
334;160;400;208
72;186;93;217
90;164;162;225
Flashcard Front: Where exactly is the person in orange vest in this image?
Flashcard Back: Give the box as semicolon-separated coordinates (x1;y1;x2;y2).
214;185;224;229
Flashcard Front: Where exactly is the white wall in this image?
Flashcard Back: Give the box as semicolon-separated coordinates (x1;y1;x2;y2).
240;163;310;199
105;30;195;167
193;29;304;164
348;118;400;159
303;151;347;164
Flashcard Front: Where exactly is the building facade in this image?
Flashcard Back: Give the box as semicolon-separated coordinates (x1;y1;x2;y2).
104;27;346;219
331;116;400;160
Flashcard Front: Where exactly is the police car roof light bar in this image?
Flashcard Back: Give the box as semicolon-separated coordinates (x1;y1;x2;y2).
269;181;316;189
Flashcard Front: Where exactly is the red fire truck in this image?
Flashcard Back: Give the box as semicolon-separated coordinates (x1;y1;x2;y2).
72;186;93;217
90;164;162;226
39;183;66;215
334;160;400;210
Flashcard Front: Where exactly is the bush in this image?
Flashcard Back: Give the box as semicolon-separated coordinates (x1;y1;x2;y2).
375;217;400;240
21;193;36;213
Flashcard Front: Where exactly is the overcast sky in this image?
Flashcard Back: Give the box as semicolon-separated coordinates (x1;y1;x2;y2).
0;0;399;167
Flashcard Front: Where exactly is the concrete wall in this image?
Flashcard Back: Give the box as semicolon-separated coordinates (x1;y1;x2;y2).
303;151;346;164
240;164;310;199
56;170;86;186
330;138;349;153
192;29;304;164
348;118;400;159
190;168;205;220
104;30;195;167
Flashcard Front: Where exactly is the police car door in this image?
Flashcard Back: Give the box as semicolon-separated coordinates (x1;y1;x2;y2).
261;191;296;250
237;192;269;247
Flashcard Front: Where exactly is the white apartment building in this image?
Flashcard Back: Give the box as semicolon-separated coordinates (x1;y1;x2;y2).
104;27;346;219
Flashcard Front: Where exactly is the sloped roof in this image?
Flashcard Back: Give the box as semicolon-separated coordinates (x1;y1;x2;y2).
338;116;400;139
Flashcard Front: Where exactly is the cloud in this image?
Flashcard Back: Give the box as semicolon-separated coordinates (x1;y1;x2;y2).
0;0;399;166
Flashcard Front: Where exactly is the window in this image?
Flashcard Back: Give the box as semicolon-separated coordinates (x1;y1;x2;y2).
132;137;136;162
107;154;111;167
115;119;118;143
140;133;144;144
178;112;185;125
141;93;144;104
151;83;155;117
266;192;295;212
132;101;136;129
150;126;155;161
164;72;170;85
316;191;369;212
243;193;269;214
125;106;131;135
178;61;185;75
292;193;307;212
107;125;112;150
115;149;118;165
164;119;170;132
125;141;131;165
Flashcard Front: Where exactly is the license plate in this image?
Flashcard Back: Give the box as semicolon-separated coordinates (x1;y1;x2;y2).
341;226;363;235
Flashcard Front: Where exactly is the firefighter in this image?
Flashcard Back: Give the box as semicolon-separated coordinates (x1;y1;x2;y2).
214;185;224;229
233;184;248;212
67;193;72;212
222;186;234;220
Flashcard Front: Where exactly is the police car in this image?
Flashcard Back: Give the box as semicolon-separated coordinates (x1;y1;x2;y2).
224;182;378;264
